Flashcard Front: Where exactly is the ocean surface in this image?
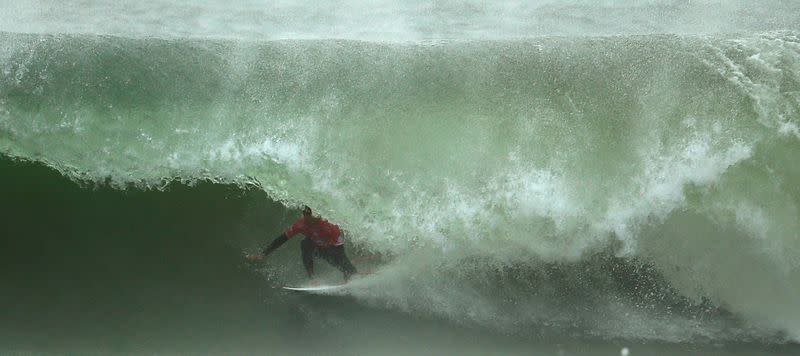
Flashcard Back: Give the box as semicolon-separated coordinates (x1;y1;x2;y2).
2;1;800;355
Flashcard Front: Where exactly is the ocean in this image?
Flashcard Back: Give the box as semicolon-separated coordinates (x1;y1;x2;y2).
1;1;800;355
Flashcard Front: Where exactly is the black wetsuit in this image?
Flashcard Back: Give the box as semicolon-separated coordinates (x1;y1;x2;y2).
301;237;357;281
262;233;357;281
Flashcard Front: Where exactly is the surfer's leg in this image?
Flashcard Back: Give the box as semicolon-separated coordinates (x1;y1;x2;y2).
325;245;357;281
300;238;315;278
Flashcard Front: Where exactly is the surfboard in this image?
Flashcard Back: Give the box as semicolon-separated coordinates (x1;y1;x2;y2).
282;284;347;293
282;270;375;293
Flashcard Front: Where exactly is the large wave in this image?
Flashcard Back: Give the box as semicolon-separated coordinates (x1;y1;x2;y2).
1;30;799;341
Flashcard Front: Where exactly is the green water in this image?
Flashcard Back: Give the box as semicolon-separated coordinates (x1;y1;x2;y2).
2;3;800;354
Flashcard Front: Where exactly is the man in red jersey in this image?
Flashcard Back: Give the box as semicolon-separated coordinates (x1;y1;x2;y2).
247;206;357;282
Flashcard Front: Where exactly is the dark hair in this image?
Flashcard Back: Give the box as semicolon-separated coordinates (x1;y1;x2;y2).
302;205;312;215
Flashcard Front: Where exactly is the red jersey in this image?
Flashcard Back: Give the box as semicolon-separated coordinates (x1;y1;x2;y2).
285;216;344;247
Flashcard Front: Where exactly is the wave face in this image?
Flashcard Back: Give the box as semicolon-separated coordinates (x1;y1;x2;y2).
1;15;800;352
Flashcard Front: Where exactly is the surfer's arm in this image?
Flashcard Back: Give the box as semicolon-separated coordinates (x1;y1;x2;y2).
246;233;289;261
262;233;289;256
247;219;302;261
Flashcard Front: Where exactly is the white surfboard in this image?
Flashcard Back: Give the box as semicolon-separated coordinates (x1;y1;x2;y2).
282;284;348;293
282;271;376;293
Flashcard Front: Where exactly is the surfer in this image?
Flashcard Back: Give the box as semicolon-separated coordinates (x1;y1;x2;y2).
246;206;358;282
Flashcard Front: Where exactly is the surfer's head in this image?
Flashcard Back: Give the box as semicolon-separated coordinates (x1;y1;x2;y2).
302;205;319;223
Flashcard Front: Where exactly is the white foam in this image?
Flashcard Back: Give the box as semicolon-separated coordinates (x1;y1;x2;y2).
601;133;753;253
2;1;798;41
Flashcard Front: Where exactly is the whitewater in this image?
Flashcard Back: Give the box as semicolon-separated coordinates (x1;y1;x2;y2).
1;1;800;355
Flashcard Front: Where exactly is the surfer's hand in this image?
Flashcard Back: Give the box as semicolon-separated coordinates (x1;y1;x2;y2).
245;253;264;261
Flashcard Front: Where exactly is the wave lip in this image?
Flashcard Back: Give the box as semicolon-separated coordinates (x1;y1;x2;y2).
1;1;800;40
